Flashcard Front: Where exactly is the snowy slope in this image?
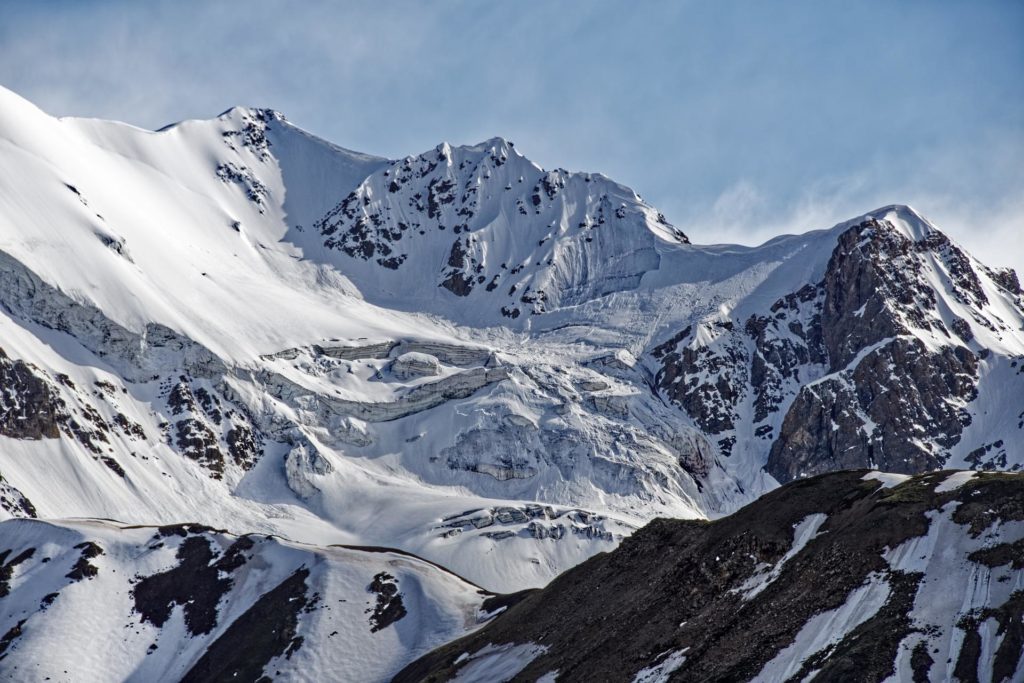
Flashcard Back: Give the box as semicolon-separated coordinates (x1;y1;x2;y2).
0;518;490;682
0;82;1022;609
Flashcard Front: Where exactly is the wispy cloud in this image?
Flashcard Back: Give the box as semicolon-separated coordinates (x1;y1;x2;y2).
1;0;1021;270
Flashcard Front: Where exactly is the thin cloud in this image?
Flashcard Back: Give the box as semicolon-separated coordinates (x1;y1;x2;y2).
0;1;1020;271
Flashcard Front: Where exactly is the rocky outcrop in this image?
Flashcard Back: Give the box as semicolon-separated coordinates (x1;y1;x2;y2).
652;212;1022;481
989;266;1021;295
745;284;827;423
654;322;746;436
367;572;406;633
767;216;1003;482
820;217;998;370
0;347;63;440
0;346;131;467
161;376;263;479
0;517;489;682
653;284;827;457
397;471;1024;683
767;338;978;481
0;475;36;518
820;218;931;370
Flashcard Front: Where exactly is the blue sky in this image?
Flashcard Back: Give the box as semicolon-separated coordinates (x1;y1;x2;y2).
2;0;1021;269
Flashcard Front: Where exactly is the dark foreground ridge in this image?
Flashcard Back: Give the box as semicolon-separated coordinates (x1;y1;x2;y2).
395;470;1024;683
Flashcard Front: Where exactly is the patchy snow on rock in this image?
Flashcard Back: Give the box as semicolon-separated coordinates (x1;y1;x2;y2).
451;642;549;683
632;648;688;683
735;513;828;600
752;572;892;682
933;470;978;493
863;471;912;488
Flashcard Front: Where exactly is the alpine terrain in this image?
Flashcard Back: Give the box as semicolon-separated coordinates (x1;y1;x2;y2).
0;85;1021;681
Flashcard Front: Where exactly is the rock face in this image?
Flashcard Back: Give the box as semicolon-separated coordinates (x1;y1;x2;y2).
767;338;978;480
397;470;1024;683
765;217;997;481
162;376;263;479
651;211;1024;483
653;283;830;460
0;347;63;440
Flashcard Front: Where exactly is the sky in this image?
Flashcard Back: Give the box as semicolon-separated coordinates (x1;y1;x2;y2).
1;0;1021;270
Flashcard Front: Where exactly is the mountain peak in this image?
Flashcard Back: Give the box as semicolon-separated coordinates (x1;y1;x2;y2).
216;105;286;124
862;203;936;241
306;130;688;321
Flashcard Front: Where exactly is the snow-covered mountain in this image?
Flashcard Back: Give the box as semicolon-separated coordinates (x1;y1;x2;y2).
0;84;1022;679
0;518;491;681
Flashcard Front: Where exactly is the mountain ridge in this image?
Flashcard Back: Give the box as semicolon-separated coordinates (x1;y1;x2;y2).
396;469;1024;683
0;82;1020;639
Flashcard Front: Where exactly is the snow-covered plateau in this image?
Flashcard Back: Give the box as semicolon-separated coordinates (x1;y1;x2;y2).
0;85;1022;681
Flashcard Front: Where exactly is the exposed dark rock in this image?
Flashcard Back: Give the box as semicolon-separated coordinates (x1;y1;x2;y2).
911;639;934;683
163;377;263;475
174;419;226;478
0;475;36;518
220;108;280;161
112;412;146;440
821;219;935;371
180;568;310;683
0;347;64;440
99;455;126;478
367;571;407;632
66;542;103;581
954;591;1024;683
767;338;978;482
950;474;1024;536
216;162;269;210
39;592;58;610
154;523;223;538
786;569;922;682
440;239;476;297
0;547;35;597
965;439;1010;471
757;218;1000;482
167;378;197;416
0;619;25;660
226;424;260;468
194;387;222;423
132;534;253;636
990;266;1021;295
968;538;1024;569
654;328;746;436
